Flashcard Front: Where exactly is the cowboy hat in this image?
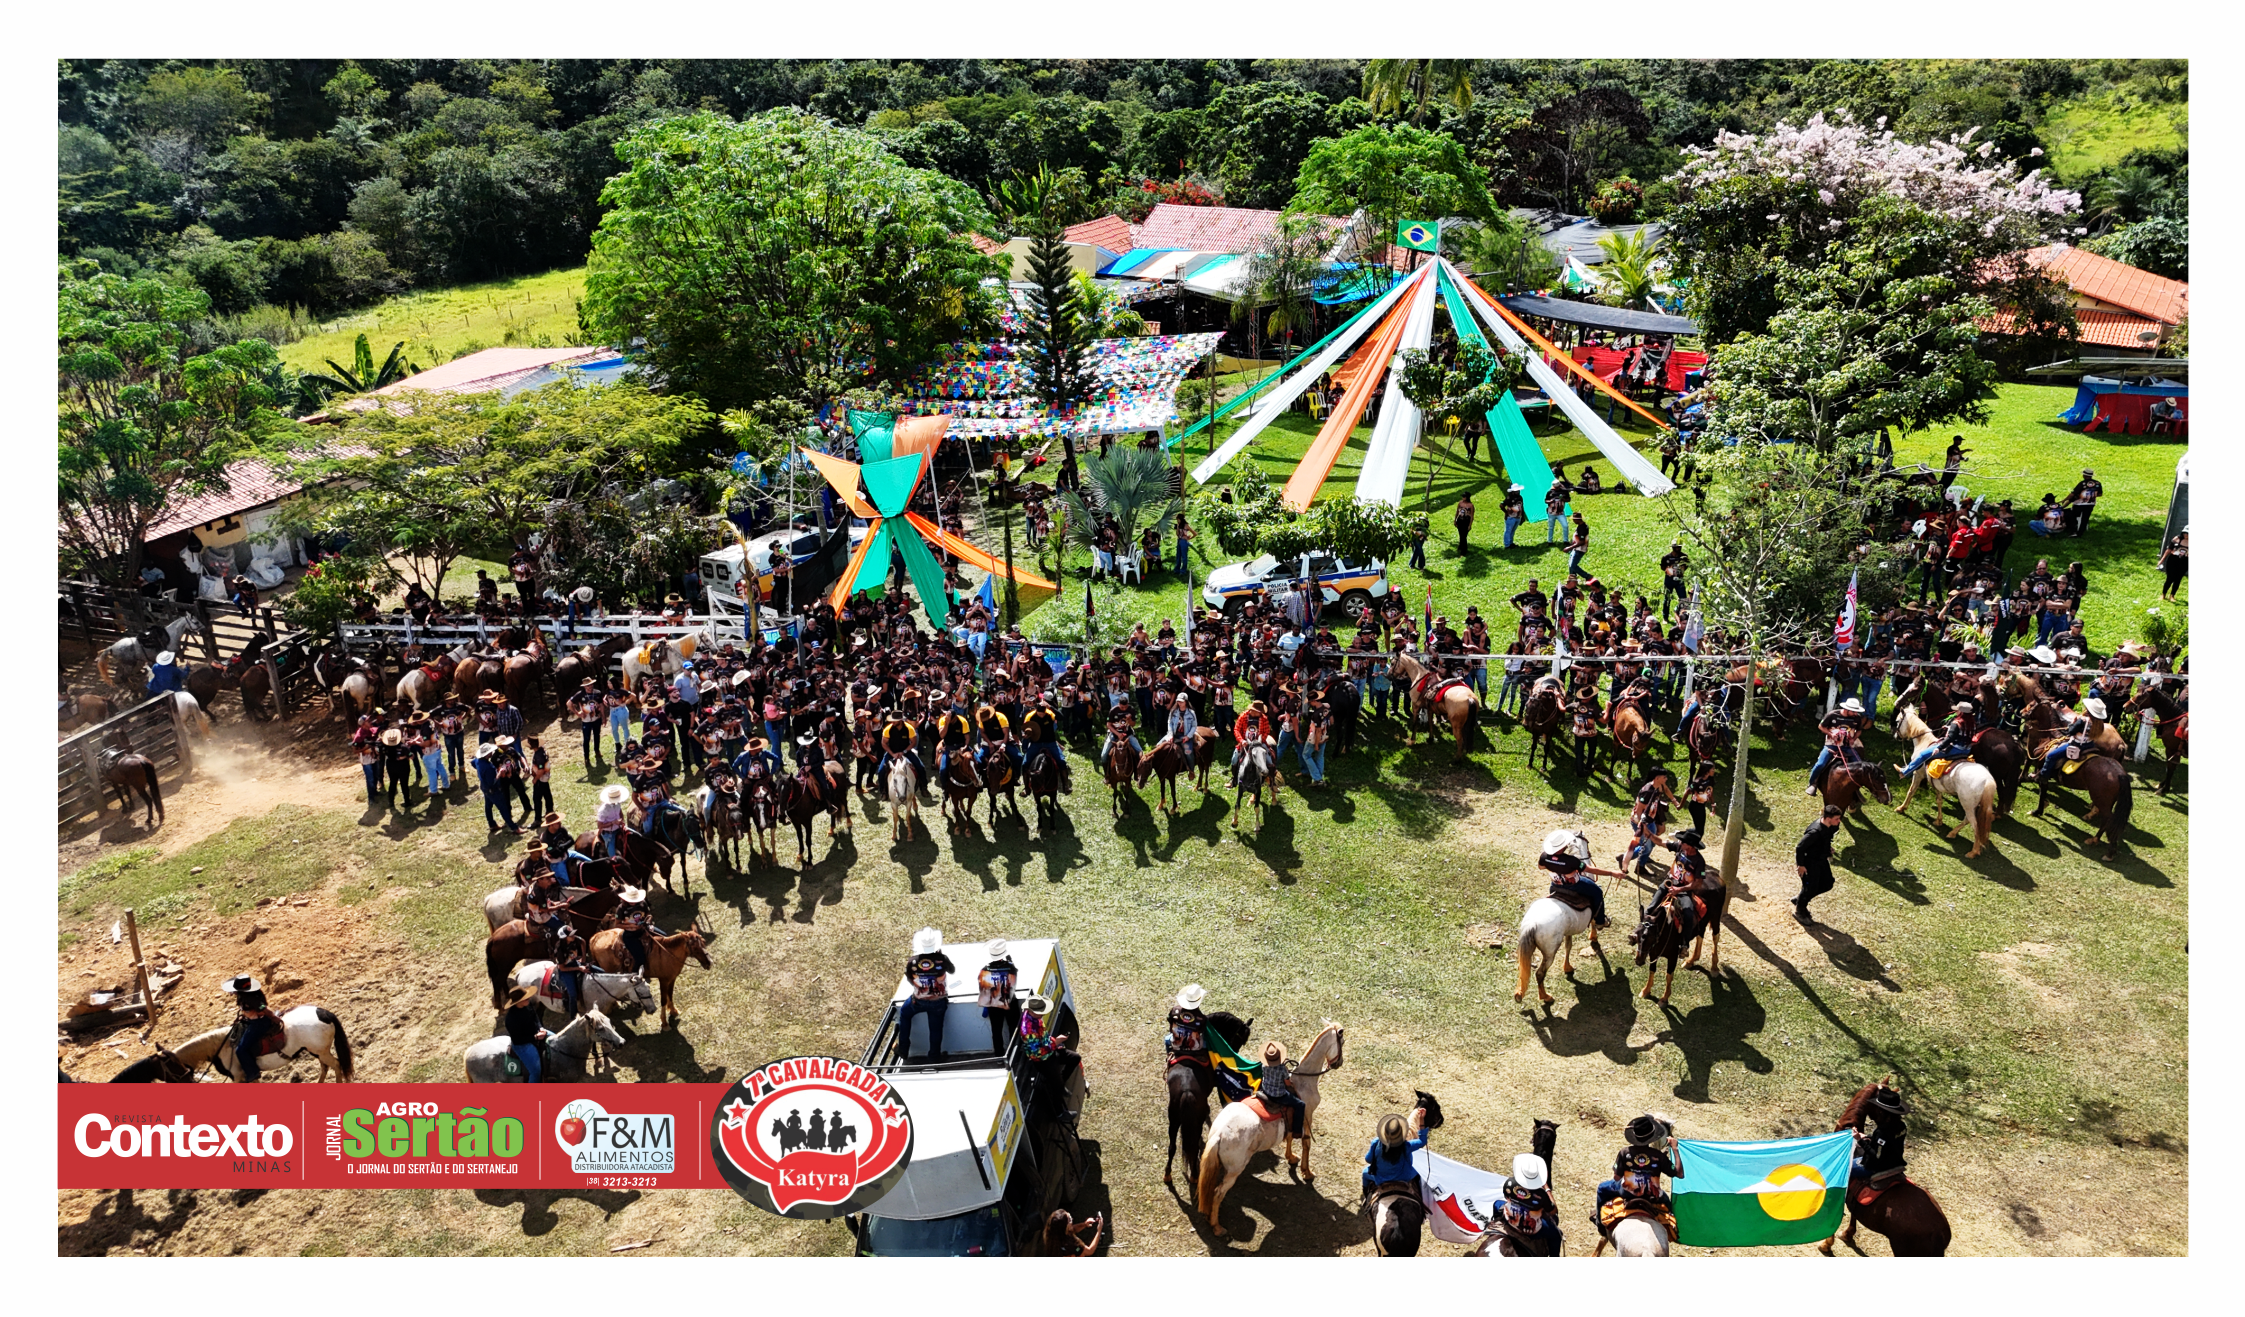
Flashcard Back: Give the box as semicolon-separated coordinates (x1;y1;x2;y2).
380;728;403;746
2083;697;2108;720
665;593;685;605
477;690;501;702
579;677;598;688
1511;1153;1550;1192
525;841;547;856
1673;828;1704;848
746;737;770;753
1869;1087;1910;1116
474;742;499;760
618;885;647;903
599;784;630;806
495;735;516;747
156;651;176;667
220;974;262;995
1840;698;1864;713
912;927;944;955
1378;1114;1409;1149
571;586;595;603
1175;983;1207;1012
1624;1114;1671;1147
2030;646;2058;665
505;983;539;1007
984;938;1011;962
2005;646;2029;659
542;812;564;827
1263;1042;1286;1064
1023;994;1053;1018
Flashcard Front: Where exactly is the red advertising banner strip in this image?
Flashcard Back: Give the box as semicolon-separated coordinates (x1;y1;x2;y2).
59;1085;739;1192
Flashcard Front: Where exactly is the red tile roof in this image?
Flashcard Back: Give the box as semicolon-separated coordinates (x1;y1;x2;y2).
1977;307;2173;349
370;346;609;397
2023;244;2188;324
146;459;305;540
968;233;1006;256
1136;204;1347;255
1063;215;1138;254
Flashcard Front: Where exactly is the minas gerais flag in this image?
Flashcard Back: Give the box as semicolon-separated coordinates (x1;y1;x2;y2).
1672;1131;1855;1247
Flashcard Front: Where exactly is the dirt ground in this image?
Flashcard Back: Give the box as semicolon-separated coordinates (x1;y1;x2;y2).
56;689;2188;1257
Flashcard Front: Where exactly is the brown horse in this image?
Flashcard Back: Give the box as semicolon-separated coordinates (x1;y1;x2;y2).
2030;751;2134;859
1102;741;1140;818
1521;675;1565;770
502;637;548;707
590;927;711;1028
1137;731;1217;813
1163;1011;1252;1192
2124;686;2188;794
1025;745;1064;818
1819;1081;1952;1256
99;739;164;828
1390;651;1477;762
1609;698;1654;767
1629;880;1727;1005
973;744;1021;825
552;634;630;698
940;755;983;834
701;780;746;870
60;690;114;735
1820;757;1892;816
486;918;554;1007
784;762;851;861
572;827;676;893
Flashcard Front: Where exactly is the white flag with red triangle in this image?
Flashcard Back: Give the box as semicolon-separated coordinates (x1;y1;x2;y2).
1835;568;1858;649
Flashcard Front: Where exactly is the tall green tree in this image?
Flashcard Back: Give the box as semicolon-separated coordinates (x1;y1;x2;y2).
1232;212;1334;371
1004;168;1098;485
1290;123;1498;266
57;262;290;587
1362;60;1475;126
582;109;1003;414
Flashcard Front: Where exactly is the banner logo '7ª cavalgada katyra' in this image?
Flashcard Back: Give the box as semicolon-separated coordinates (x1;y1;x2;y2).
709;1057;913;1218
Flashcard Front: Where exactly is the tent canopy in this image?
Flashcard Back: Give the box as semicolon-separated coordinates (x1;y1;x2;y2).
1496;294;1697;337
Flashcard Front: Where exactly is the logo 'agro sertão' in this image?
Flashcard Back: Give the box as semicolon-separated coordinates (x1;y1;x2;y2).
554;1100;674;1175
709;1057;912;1218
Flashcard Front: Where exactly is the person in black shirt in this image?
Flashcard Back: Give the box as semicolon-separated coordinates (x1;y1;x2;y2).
2064;469;2103;537
1510;580;1548;616
1658;542;1689;620
1794;804;1843;924
503;983;549;1083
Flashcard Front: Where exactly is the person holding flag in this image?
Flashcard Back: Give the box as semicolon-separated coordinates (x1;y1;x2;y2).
1834;567;1859;650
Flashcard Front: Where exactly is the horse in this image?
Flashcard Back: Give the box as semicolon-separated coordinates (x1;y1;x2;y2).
939;754;983;834
1682;706;1725;769
59;690;115;735
1629;879;1729;1005
1820;757;1892;816
481;883;608;932
1515;889;1599;1006
552;633;630;697
209;1006;358;1082
1101;740;1140;817
1890;706;1998;859
1231;740;1276;834
1610;697;1654;768
99;740;164;828
1521;676;1565;770
164;691;213;742
502;639;548;708
974;743;1022;825
619;629;715;687
1196;1021;1345;1238
2124;686;2188;794
784;762;851;863
589;927;711;1028
1371;1181;1431;1256
2029;747;2134;859
1137;732;1212;813
630;804;700;895
183;662;223;711
1467;1120;1563;1257
1391;651;1478;761
1819;1081;1953;1256
1024;746;1062;820
696;781;746;870
1163;1011;1253;1192
396;645;463;711
465;1008;626;1082
96;614;203;691
511;959;658;1019
574;826;677;895
1969;725;2028;815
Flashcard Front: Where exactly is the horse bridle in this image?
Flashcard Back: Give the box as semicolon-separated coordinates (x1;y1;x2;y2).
1291;1026;1345;1077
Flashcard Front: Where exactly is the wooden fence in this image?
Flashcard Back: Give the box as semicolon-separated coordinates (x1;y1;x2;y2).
59;694;192;824
337;612;744;671
61;579;292;666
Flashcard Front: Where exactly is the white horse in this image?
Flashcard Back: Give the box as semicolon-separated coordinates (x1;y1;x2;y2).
464;1008;624;1082
619;628;715;687
888;756;920;841
96;614;205;689
1603;1216;1672;1256
1516;829;1610;1005
1891;705;1998;858
397;643;470;711
165;690;213;740
512;960;658;1018
482;882;597;931
157;1005;356;1082
1195;1021;1345;1238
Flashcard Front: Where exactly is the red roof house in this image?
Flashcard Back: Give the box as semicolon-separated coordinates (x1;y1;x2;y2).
1982;244;2188;351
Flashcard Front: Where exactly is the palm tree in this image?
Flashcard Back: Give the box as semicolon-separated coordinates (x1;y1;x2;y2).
1363;60;1475;125
2089;166;2172;233
1594;228;1665;311
1231;213;1333;380
1055;443;1181;574
302;334;418;400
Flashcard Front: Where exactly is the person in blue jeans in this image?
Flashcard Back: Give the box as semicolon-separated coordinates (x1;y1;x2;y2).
1501;484;1526;549
503;984;547;1082
473;742;517;832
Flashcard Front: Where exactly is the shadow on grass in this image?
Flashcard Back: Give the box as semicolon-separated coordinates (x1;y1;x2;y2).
1520;941;1652;1066
1644;965;1774;1104
471;1187;644;1236
1200;1147;1372;1256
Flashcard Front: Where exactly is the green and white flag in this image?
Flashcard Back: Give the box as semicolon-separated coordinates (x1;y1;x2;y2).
1395;219;1440;252
1672;1132;1854;1247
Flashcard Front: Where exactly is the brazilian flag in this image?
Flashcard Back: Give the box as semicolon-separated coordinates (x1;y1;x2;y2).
1395;219;1441;253
1206;1026;1262;1090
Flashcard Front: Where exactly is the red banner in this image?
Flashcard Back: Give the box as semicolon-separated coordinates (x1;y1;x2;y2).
58;1084;740;1191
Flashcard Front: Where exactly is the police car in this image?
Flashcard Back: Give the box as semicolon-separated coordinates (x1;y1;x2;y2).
1201;550;1390;617
847;937;1089;1257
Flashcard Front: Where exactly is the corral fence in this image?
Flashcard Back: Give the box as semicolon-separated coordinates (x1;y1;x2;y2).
336;612;747;681
60;578;293;667
59;693;193;824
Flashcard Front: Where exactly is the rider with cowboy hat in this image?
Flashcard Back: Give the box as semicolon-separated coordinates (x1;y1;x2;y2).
1228;699;1274;784
1898;699;1980;780
1165;983;1214;1066
595;784;629;858
1496;1153;1564;1255
1360;1106;1431;1206
2035;697;2109;781
1099;699;1142;776
1846;1084;1912;1202
1540;828;1622;931
614;885;658;976
1807;697;1869;795
1594;1115;1684;1231
1257;1042;1308;1139
221;973;279;1081
1021;696;1071;794
503;983;549;1083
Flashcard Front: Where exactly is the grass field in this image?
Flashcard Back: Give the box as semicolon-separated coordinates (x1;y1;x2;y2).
2041;91;2188;179
274;267;592;376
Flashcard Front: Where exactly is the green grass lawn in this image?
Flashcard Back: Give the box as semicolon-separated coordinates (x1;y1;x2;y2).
275;266;592;375
1024;381;2184;659
2041;91;2188;179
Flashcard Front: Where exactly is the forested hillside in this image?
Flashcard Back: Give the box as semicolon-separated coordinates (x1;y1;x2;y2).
59;57;2187;335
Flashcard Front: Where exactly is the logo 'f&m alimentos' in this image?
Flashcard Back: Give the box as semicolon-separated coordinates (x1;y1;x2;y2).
709;1057;912;1218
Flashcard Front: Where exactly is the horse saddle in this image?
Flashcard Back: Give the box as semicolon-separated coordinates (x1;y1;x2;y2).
1239;1094;1279;1124
1547;882;1595;912
2060;754;2084;775
1599;1197;1677;1236
232;1020;289;1059
420;660;448;682
1926;758;1957;780
1667;891;1707;926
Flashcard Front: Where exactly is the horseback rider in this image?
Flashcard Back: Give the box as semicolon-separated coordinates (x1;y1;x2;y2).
1021;698;1071;794
1229;700;1273;783
1154;689;1199;755
537;812;587;884
897;928;956;1064
1495;1153;1564;1256
1594;1116;1683;1234
1897;699;1979;780
873;716;925;794
550;924;596;1017
1099;700;1142;775
935;697;976;785
1360;1107;1431;1207
614;885;658;976
1256;1041;1308;1139
594;784;629;858
1807;697;1869;795
221;974;278;1081
1651;828;1721;919
2035;697;2109;782
975;703;1020;778
146;649;186;697
1539;828;1617;930
1846;1085;1911;1203
1165;983;1212;1066
1625;770;1678;877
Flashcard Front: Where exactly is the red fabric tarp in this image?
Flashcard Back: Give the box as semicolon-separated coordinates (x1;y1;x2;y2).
2086;392;2188;436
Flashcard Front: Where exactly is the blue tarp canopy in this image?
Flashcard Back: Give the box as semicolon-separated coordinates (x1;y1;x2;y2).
2059;375;2187;425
